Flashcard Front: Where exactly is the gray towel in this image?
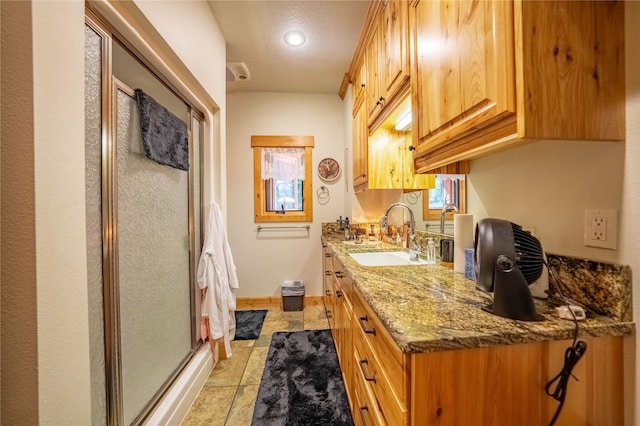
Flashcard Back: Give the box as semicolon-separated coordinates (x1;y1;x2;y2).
135;89;189;171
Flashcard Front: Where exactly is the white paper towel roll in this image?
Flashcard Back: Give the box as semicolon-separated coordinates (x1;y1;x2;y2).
454;214;474;273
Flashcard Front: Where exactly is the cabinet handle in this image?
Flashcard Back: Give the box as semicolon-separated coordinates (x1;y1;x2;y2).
336;290;343;298
325;270;332;276
359;358;377;383
408;145;416;151
359;316;376;336
335;271;344;278
325;290;332;296
379;96;385;102
359;405;372;426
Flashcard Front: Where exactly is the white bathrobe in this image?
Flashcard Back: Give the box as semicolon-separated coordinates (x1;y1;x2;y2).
197;202;239;357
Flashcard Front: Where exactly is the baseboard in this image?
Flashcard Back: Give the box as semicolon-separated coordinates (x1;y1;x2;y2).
237;295;323;309
143;345;213;426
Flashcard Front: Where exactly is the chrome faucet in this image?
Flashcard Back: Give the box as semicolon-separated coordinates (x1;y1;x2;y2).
440;203;459;234
380;203;419;260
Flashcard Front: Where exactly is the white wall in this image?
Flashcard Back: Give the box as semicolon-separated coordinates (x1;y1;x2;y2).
227;92;346;298
466;139;624;261
32;2;92;423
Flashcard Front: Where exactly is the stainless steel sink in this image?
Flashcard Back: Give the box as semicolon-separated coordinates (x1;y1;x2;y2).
348;251;428;266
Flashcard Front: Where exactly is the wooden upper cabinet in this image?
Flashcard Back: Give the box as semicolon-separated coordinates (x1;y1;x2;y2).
409;0;625;173
365;23;383;126
517;1;625;140
353;99;369;191
352;59;366;112
410;0;517;172
381;0;410;107
366;0;412;130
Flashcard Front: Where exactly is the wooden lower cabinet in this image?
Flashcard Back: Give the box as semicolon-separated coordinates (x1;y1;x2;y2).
411;335;627;426
323;254;627;425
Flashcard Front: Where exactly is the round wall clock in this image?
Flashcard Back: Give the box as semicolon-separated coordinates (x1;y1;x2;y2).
318;157;341;182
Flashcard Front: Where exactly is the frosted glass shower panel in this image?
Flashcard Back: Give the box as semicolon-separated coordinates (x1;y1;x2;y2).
116;89;191;424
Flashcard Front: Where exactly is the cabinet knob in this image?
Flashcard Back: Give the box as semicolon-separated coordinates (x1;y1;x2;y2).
379;96;385;102
335;271;344;278
325;290;332;296
408;145;416;151
325;271;332;276
336;290;343;298
362;173;367;178
361;83;366;88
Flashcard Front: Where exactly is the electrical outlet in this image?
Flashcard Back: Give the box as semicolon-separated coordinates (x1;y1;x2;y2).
584;209;617;249
591;216;606;240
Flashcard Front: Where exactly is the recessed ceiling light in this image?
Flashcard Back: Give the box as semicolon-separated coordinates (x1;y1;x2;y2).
284;30;306;47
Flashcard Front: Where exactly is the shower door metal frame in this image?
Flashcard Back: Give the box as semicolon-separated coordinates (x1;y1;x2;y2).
85;9;204;426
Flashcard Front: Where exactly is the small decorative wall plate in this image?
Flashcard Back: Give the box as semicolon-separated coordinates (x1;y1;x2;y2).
317;157;341;182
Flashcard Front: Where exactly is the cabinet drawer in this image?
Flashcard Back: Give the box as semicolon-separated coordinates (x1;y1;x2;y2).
352;287;407;399
353;323;407;426
352;345;385;426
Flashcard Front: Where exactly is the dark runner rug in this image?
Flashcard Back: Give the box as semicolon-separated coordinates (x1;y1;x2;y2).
251;329;354;426
234;309;268;340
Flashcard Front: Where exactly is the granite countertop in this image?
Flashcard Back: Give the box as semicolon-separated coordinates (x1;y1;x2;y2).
322;232;635;354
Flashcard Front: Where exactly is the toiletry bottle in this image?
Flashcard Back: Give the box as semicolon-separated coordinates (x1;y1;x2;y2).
426;238;436;264
369;224;376;242
344;217;350;240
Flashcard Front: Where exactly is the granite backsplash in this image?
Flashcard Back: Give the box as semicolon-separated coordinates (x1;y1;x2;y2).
323;222;632;322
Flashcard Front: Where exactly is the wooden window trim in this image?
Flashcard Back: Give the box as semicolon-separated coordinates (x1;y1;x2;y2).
422;176;466;220
251;135;314;223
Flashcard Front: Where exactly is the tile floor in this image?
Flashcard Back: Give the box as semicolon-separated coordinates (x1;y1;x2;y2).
181;303;329;426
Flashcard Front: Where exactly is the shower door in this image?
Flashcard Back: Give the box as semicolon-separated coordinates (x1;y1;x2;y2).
85;15;203;426
115;82;192;425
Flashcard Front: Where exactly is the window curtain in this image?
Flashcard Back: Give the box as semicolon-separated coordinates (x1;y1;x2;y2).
261;148;305;180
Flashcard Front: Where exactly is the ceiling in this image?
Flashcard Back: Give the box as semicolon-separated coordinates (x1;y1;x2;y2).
207;0;370;95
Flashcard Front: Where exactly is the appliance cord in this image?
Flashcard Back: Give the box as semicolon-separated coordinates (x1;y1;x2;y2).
544;260;588;426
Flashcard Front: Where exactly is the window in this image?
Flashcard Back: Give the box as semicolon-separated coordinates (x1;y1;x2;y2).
422;174;466;220
252;135;314;222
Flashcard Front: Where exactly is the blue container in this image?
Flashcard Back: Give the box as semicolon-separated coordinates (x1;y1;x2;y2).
464;248;476;281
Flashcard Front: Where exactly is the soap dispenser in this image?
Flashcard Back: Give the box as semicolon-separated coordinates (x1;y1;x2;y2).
426;238;437;264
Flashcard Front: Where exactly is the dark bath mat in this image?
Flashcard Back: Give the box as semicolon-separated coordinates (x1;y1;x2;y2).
234;309;268;340
251;329;354;426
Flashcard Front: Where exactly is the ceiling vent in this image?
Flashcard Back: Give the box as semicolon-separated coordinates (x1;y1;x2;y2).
226;62;250;82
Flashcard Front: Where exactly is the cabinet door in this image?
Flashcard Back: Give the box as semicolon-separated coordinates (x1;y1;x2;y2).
352;62;366;112
366;24;383;126
411;0;516;161
382;0;410;103
353;102;369;191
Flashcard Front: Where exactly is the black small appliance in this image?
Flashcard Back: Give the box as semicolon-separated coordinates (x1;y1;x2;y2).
474;218;544;321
